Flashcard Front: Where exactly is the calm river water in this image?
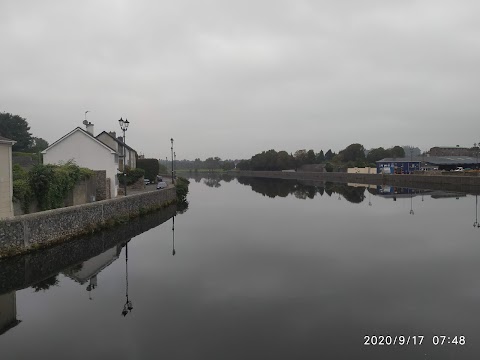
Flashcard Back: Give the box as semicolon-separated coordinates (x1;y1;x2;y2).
1;175;480;359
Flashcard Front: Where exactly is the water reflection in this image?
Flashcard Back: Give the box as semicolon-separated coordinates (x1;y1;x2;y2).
0;207;179;339
121;242;133;317
172;215;176;256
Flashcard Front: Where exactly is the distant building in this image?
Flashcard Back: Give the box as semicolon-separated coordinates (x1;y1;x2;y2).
0;136;16;219
376;158;421;174
377;155;478;173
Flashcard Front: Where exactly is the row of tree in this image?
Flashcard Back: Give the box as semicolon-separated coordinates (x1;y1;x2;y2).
159;157;236;172
0;112;49;152
235;144;408;171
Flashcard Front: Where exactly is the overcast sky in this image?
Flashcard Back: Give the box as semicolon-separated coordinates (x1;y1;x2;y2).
1;0;480;160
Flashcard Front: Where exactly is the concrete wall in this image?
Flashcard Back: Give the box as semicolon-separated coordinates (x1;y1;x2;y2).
0;143;14;219
43;129;118;198
0;187;176;257
347;167;376;174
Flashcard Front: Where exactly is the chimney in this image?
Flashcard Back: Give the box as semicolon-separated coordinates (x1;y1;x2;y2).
86;122;94;136
108;131;116;138
117;136;124;143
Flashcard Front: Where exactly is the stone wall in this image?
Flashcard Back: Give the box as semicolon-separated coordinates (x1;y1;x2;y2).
94;170;107;201
0;187;176;257
13;175;99;216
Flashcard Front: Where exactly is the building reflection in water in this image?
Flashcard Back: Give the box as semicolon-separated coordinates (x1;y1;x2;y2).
63;244;122;300
122;242;133;317
0;292;21;336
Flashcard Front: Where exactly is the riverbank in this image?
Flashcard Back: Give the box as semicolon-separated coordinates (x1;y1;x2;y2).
0;187;176;258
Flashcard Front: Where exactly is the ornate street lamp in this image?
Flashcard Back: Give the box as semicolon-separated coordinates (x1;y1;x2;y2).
119;117;130;196
174;151;176;180
171;138;174;185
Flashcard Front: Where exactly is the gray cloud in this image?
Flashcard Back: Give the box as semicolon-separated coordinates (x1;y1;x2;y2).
1;0;480;159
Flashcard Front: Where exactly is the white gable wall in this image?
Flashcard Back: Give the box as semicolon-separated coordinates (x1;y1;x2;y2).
43;130;118;198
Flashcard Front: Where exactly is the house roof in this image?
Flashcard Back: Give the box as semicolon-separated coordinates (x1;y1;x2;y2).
41;127;118;154
377;156;477;165
0;135;16;145
96;131;137;153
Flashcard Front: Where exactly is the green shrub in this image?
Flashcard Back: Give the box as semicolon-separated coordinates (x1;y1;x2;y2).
137;159;159;181
13;178;33;213
176;176;190;203
117;167;145;185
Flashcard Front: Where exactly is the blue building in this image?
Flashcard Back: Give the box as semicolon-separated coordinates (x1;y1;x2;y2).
376;158;421;174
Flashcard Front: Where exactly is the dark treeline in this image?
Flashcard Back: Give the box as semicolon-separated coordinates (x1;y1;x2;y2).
159;157;236;171
236;144;407;172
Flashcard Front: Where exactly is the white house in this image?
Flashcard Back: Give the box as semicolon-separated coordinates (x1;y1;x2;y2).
42;126;119;198
0;136;16;219
96;131;137;171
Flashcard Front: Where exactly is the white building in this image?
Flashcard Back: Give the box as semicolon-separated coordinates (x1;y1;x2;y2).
0;136;16;219
42;126;119;198
96;131;137;171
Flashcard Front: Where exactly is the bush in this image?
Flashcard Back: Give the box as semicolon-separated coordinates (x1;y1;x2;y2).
117;167;145;185
12;178;33;213
325;163;334;172
175;176;190;203
137;159;160;181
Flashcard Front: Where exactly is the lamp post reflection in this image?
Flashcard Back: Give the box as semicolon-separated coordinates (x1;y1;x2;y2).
172;215;176;256
474;195;480;228
409;192;415;215
121;242;133;317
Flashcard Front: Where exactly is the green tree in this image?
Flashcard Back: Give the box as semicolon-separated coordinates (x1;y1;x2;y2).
306;149;316;164
29;137;49;152
137;159;160;181
294;149;307;169
389;146;405;158
338;143;366;163
366;147;389;163
325;149;334;161
0;112;32;151
316;150;325;163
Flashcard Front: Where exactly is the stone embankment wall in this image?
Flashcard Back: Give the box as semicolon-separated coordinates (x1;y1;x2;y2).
0;188;176;258
233;171;480;193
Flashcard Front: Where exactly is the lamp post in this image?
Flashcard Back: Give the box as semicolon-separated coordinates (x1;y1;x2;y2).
119;117;130;196
171;138;174;185
174;152;176;180
474;143;479;171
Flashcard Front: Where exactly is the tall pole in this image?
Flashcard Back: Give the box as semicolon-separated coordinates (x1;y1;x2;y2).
171;138;174;185
174;152;176;180
123;129;127;196
172;215;176;256
119;117;130;196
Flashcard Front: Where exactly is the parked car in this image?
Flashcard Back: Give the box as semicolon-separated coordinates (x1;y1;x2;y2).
144;178;150;185
453;167;464;172
156;181;167;189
